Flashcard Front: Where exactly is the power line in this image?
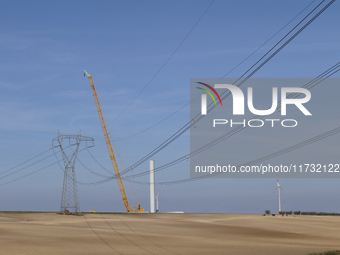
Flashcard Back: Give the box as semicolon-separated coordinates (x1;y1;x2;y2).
2;1;335;190
120;0;335;175
78;123;340;186
0;152;56;180
84;0;335;184
0;161;59;187
115;95;198;141
77;158;111;179
5;112;336;189
53;146;111;187
230;0;326;85
84;1;331;181
80;1;334;187
203;0;334;115
77;61;340;185
181;66;340;169
64;62;340;185
110;0;215;123
0;146;85;187
0;147;52;176
112;0;317;141
86;148;113;174
155;125;340;185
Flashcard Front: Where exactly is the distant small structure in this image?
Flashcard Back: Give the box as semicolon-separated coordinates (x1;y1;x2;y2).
150;160;155;213
155;193;159;213
274;179;283;213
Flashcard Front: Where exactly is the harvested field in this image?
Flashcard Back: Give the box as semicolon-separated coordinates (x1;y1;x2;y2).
1;213;340;255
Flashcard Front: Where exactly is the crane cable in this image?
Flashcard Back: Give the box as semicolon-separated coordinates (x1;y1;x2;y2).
109;131;140;204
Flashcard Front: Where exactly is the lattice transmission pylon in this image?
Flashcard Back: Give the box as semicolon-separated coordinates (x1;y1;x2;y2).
53;131;94;215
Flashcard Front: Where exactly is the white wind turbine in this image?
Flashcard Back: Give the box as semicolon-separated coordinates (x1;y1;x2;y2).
274;179;283;213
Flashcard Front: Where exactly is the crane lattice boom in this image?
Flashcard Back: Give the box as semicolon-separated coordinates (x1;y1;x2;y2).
84;70;143;212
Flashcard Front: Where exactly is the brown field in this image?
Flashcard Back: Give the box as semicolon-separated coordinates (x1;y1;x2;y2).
1;213;340;255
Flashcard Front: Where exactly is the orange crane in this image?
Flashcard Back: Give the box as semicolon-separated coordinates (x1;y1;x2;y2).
84;70;143;213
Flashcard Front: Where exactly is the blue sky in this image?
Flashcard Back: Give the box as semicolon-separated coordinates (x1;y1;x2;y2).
1;0;340;213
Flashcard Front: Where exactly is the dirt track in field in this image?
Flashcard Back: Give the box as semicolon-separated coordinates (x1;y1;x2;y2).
1;213;340;255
